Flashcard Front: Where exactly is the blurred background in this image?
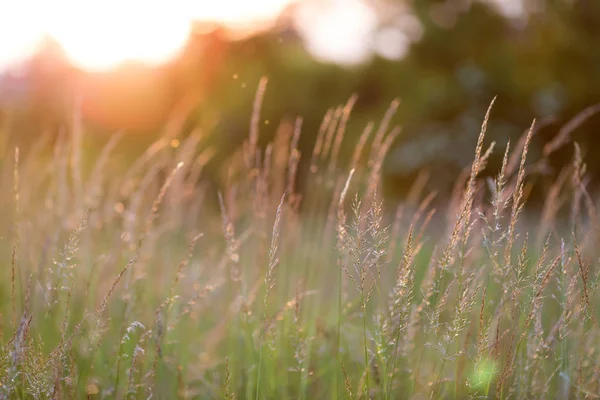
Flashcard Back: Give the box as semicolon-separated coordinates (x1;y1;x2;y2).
1;0;599;203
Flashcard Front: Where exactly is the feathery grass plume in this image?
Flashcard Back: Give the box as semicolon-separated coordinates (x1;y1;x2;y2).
289;285;314;400
2;313;33;397
138;161;185;251
224;357;235;400
255;142;273;220
449;272;482;394
503;120;534;268
58;283;72;344
341;362;354;399
349;122;374;172
526;309;551;397
264;194;286;303
571;143;585;231
424;281;453;374
338;194;371;392
387;172;431;263
368;98;400;167
271;120;293;197
338;169;356;225
95;256;138;321
387;227;416;394
113;320;145;397
366;192;389;300
43;210;89;374
340;194;383;303
467;287;492;396
501;253;560;395
571;143;599;241
326;168;356;245
419;100;495;371
10;246;17;333
113;163;186;392
426;278;453;376
45;259;134;388
255;194;285;400
247;77;269;169
494;233;538;325
365;126;401;204
447;167;470;223
335;168;354;396
552;241;580;398
50;210;90;297
573;237;592;323
310;108;334;174
171;233;204;293
360;125;401;229
445;139;495;398
126;331;149;398
219;192;241;284
371;312;386;392
143;306;167;395
478;141;496;174
12;147;20;329
329;95;358;174
444;98;495;267
321;105;343;162
4;93;600;398
25;339;54;398
286;117;303;204
506;234;530;311
142;233;203;388
482;140;510;264
506;122;538;178
345;190;389;396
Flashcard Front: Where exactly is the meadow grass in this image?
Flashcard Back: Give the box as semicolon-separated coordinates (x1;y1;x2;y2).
1;94;600;399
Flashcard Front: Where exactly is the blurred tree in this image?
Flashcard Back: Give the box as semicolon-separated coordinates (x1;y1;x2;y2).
2;0;600;204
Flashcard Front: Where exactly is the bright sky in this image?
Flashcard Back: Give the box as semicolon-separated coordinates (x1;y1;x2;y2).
0;0;525;72
0;0;298;71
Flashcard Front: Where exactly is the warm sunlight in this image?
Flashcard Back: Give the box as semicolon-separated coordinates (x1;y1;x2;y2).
0;0;47;68
47;1;192;71
0;0;295;72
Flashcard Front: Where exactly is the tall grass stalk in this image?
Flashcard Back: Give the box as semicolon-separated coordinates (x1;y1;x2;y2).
2;95;600;399
256;194;285;400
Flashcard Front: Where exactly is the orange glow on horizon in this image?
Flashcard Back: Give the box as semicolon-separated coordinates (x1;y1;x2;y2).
0;0;295;72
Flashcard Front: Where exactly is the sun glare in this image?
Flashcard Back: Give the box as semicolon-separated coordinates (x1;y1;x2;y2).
0;0;294;72
0;1;47;68
47;1;192;71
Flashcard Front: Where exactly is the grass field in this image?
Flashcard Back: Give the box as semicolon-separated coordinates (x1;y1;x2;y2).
1;96;599;399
